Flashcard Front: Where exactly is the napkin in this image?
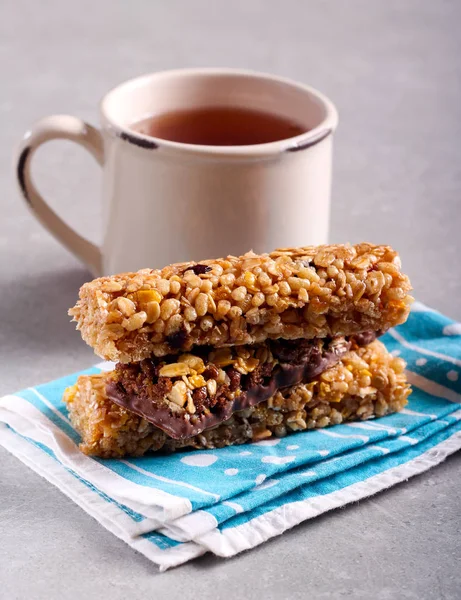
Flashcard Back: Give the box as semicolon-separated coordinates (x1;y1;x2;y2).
1;302;460;571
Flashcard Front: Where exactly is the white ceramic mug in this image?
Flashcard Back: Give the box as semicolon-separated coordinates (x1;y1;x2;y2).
15;68;338;277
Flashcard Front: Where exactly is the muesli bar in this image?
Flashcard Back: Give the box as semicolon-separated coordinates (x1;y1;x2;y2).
64;340;410;458
69;243;412;363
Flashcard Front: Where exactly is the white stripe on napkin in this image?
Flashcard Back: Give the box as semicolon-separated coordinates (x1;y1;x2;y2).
405;370;461;403
196;430;461;557
318;429;369;442
388;329;461;367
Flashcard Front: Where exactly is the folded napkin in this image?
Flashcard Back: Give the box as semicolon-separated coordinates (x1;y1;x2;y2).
1;302;461;571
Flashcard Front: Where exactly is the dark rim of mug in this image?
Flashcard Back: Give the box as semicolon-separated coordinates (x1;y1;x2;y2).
100;69;338;157
106;123;333;154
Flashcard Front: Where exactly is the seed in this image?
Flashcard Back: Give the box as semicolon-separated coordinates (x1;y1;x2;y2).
184;272;202;288
298;288;309;303
266;293;279;307
298;268;320;283
228;306;243;319
267;262;281;277
251;292;265;307
122;311;147;331
317;268;328;279
237;293;253;313
261;284;279;295
170;280;181;294
288;277;310;291
366;270;385;295
258;272;272;287
243;271;256;289
245;307;260;325
200;316;214;331
327;265;339;278
160;298;180;320
231;286;247;302
153;319;165;333
195;293;209;316
212;264;223;276
287;418;307;431
278;281;291;296
217;300;231;317
165;314;183;335
220;273;235;286
184;306;198;321
353;281;367;302
201;279;213;293
156;279;170;295
182;375;193;389
145;300;161;323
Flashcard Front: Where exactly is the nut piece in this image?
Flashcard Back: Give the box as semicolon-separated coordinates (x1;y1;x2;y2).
235;356;259;374
159;363;190;377
186;394;196;414
206;379;217;396
188;374;207;389
209;347;235;367
101;281;123;293
168;380;188;407
134;289;162;304
117;297;136;317
178;354;205;373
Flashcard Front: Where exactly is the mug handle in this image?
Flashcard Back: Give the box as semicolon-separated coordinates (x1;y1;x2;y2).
15;115;104;277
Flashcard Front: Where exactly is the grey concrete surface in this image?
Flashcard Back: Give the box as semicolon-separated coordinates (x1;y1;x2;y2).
1;1;460;598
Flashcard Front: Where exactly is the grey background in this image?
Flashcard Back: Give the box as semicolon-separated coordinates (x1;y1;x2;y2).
1;1;460;598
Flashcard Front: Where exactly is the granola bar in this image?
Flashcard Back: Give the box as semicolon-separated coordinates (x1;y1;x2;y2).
107;335;366;439
64;340;410;458
69;243;412;363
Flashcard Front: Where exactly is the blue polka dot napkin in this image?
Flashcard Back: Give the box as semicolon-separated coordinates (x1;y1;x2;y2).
1;301;461;571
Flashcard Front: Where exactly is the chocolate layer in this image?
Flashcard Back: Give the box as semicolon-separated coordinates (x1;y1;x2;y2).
106;337;357;440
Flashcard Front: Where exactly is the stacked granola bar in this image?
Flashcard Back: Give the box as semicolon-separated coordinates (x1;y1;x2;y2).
65;243;413;457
